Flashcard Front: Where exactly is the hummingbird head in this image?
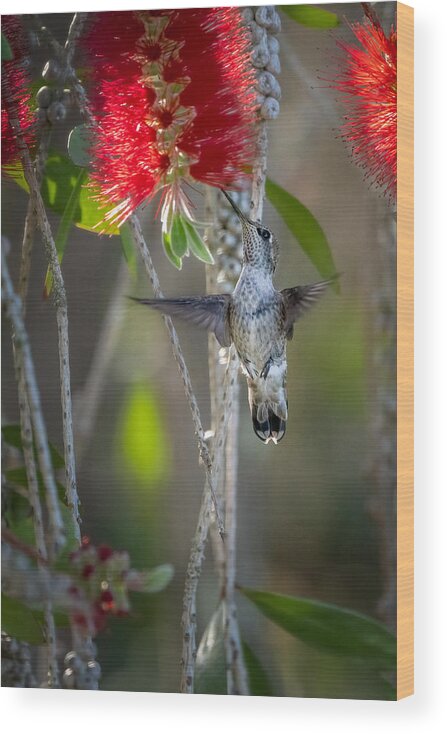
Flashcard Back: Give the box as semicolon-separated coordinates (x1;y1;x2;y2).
221;190;279;274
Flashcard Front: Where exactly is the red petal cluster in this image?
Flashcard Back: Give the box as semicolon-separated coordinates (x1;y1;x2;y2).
1;16;35;168
333;18;397;201
83;9;257;224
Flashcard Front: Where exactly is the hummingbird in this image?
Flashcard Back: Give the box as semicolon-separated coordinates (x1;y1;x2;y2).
132;191;336;444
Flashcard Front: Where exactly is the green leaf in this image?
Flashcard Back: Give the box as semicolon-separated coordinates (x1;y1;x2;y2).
44;166;88;297
1;594;70;644
6;154;120;236
6;513;36;549
242;641;274;696
281;4;339;28
68;124;92;168
241;588;396;670
162;231;182;270
1;31;14;61
182;218;214;265
1;595;45;645
136;563;174;593
3;488;32;528
120;222;137;277
5;467;66;505
2;424;65;470
195;603;227;694
170;214;188;258
266;178;338;288
119;382;169;487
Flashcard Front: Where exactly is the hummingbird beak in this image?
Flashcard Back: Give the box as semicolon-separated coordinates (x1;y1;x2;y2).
220;190;253;225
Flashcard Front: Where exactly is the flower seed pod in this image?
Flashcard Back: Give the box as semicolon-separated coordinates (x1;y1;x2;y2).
255;6;281;34
42;59;62;82
257;71;281;100
267;35;280;55
251;39;270;69
266;53;281;76
62;88;74;107
62;667;76;689
36;85;52;109
260;96;280;121
47;101;66;123
246;20;266;45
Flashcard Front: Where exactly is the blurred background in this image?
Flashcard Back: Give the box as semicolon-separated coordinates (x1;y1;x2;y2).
1;3;396;698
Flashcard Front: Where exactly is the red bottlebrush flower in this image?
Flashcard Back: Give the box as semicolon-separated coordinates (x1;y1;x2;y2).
82;9;256;231
81;563;95;579
332;15;397;201
97;544;114;562
1;16;35;168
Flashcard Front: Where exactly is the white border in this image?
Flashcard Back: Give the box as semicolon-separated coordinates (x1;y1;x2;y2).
2;0;446;731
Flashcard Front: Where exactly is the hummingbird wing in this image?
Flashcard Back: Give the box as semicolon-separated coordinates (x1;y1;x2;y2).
130;295;232;347
281;277;336;339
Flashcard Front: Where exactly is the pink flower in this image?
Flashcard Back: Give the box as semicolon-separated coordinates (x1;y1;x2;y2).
83;9;257;230
1;16;35;168
332;14;397;201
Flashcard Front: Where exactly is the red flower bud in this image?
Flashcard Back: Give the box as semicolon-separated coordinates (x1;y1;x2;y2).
97;544;113;562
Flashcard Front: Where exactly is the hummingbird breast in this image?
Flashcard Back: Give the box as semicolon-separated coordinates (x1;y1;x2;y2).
229;271;286;377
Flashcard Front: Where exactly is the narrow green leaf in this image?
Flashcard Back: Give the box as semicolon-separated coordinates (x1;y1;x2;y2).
1;595;45;645
2;31;14;61
162;232;182;270
6;154;120;235
1;594;69;644
44;167;87;297
170;214;188;258
281;4;339;28
1;424;65;469
136;564;174;593
3;489;32;527
120;222;137;277
266;178;338;288
2;424;26;451
241;588;396;670
68;124;92;168
182;218;214;265
119;382;169;487
242;641;274;697
5;467;66;505
195;603;227;694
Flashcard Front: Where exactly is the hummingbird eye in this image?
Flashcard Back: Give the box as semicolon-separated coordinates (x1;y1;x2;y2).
257;227;270;241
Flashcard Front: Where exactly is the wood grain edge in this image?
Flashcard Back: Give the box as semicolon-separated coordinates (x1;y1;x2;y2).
396;0;414;701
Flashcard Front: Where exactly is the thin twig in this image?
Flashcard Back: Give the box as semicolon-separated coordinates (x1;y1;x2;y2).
223;380;249;695
2;250;65;554
127;213;224;537
18;130;52;312
12;314;60;685
4;78;81;543
220;110;270;697
180;348;239;693
19;12;88;312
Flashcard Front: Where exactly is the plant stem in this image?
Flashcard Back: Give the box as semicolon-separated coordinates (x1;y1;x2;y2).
15;359;60;687
4;79;82;544
1;250;65;556
127;213;224;537
180;348;239;693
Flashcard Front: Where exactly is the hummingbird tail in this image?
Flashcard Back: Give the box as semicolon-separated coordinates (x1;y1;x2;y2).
248;378;287;445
